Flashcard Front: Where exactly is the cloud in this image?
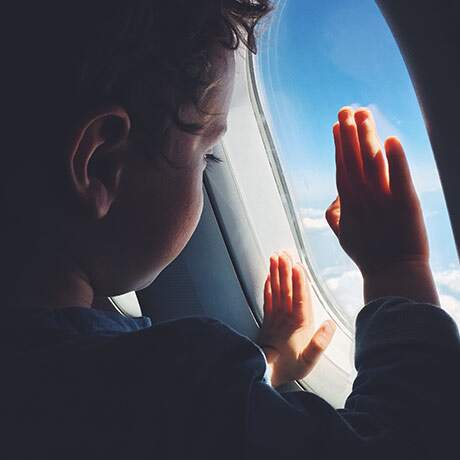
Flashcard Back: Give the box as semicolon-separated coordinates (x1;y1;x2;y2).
300;208;329;231
302;217;329;230
439;294;460;325
367;103;403;142
434;269;460;295
301;208;324;218
348;102;403;142
316;265;460;328
324;268;363;319
432;269;460;323
350;103;442;195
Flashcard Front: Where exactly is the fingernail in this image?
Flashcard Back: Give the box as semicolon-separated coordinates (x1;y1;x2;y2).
354;109;370;125
338;108;353;124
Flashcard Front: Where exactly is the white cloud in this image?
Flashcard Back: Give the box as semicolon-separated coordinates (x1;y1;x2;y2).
319;266;460;327
348;102;403;142
439;294;460;325
301;208;324;218
434;269;460;295
324;268;363;319
302;217;329;230
352;104;443;195
367;103;403;142
300;208;329;231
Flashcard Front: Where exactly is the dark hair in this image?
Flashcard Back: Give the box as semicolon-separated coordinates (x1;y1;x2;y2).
2;0;273;157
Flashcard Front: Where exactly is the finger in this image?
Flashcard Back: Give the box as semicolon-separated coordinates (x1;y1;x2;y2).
292;263;310;314
371;150;391;199
270;254;281;312
355;108;380;163
333;122;352;209
355;109;390;197
385;136;417;202
281;249;295;265
278;253;293;313
338;107;365;196
325;196;341;237
263;275;272;319
301;320;336;369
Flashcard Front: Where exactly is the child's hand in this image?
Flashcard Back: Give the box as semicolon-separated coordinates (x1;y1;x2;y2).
257;252;336;388
326;107;429;277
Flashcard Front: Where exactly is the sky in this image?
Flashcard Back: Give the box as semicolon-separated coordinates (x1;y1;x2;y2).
255;0;460;328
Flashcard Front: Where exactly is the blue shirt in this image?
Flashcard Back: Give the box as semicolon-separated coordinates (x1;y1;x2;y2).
0;298;459;460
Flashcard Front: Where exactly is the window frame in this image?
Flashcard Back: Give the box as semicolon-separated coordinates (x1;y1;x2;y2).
204;48;355;408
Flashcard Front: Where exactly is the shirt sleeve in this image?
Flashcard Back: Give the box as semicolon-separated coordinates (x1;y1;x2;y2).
243;296;460;460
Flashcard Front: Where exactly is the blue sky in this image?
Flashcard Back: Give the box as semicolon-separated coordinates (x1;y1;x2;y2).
255;0;460;326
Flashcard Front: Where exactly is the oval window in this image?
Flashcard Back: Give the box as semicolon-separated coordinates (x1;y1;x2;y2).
254;0;460;329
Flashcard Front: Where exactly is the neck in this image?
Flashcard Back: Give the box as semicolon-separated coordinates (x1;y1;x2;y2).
0;193;96;311
1;247;94;312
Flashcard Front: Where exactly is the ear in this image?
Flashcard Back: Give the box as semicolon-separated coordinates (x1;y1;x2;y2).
66;106;131;220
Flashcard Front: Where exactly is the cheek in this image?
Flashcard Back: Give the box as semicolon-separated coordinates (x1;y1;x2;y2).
153;165;205;255
175;168;205;236
117;160;205;248
89;160;206;292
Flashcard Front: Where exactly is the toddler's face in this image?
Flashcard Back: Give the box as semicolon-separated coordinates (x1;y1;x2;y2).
85;44;235;296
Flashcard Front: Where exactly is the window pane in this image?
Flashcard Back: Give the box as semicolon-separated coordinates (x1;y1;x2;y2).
254;0;460;328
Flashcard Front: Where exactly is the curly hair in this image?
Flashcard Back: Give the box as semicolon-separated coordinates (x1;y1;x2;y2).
2;1;273;157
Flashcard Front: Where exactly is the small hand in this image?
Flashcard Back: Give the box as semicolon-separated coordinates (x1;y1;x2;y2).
257;252;336;388
326;107;429;277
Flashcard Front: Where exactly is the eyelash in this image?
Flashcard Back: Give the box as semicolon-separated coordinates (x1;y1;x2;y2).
204;153;224;165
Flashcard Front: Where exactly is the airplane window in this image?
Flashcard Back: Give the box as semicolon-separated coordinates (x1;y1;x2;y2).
252;0;460;329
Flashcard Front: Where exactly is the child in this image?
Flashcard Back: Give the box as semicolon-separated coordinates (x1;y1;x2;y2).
0;2;458;460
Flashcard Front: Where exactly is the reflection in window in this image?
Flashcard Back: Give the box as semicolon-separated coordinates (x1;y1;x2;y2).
254;0;460;328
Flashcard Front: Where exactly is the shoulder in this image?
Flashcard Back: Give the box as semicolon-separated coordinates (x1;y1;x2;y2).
114;316;256;354
131;316;265;369
68;316;267;384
